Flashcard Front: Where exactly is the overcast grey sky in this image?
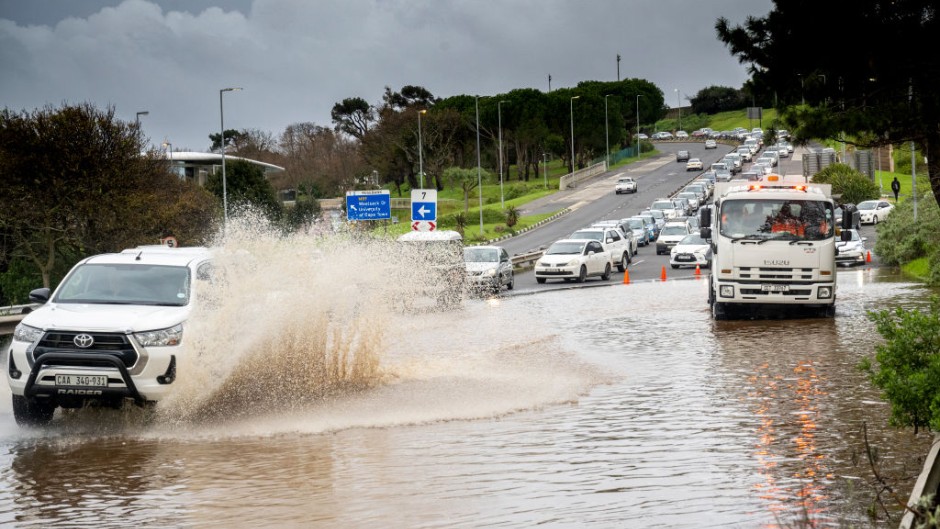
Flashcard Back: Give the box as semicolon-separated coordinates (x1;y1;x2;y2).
0;0;771;151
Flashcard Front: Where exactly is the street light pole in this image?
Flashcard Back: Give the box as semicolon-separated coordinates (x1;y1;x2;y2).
162;141;174;177
135;111;149;128
675;89;681;131
475;96;483;235
498;100;508;209
220;87;243;228
543;153;548;189
570;95;580;173
418;109;427;188
604;94;612;169
636;94;644;160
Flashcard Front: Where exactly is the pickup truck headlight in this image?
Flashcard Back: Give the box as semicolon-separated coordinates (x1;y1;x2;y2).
135;324;183;347
485;268;497;277
13;323;43;344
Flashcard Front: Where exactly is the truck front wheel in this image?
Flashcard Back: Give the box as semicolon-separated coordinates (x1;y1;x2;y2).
12;395;55;427
712;301;729;320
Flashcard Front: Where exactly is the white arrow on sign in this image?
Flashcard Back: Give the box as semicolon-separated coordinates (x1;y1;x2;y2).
350;204;358;210
417;205;430;218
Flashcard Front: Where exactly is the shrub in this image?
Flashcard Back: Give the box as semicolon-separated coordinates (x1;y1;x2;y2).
812;163;880;205
874;196;940;281
505;205;520;228
504;184;528;201
861;297;940;433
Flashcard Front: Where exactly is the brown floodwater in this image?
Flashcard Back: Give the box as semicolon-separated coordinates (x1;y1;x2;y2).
0;230;934;528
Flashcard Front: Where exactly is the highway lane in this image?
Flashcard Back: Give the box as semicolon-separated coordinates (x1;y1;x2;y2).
497;140;819;294
499;142;733;291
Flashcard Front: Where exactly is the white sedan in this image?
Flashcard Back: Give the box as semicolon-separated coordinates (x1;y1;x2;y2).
686;158;703;171
535;239;612;284
670;233;713;269
857;200;894;224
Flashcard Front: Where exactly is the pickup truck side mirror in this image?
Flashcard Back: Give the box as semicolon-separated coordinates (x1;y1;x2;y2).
29;287;50;304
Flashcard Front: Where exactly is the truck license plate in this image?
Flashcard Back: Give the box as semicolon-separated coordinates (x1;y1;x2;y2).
761;284;789;292
55;375;108;387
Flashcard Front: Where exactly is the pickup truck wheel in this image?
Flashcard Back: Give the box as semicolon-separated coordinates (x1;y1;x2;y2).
602;263;612;281
576;265;587;283
12;395;55;427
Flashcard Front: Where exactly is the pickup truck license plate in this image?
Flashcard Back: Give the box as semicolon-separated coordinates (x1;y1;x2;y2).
761;284;789;292
55;375;108;387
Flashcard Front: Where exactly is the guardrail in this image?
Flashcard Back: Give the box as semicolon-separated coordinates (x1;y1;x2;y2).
511;250;544;268
0;304;38;336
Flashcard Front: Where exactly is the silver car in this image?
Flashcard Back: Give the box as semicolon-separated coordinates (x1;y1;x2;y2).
464;246;514;293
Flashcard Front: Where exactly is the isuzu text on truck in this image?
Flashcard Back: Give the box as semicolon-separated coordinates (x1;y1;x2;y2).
699;174;853;320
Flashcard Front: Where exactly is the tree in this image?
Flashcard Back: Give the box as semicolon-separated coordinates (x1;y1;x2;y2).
205;159;280;220
331;97;375;140
716;0;940;208
209;129;245;152
0;103;218;289
443;166;489;212
689;86;746;115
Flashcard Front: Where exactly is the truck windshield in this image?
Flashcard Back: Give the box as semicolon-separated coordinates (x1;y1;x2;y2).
719;199;834;241
54;263;191;306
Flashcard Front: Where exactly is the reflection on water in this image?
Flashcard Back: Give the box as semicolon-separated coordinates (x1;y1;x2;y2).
0;263;935;528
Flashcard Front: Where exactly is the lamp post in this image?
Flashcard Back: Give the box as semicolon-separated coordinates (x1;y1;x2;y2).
636;94;643;160
418;109;427;188
162;141;173;172
543;153;548;189
498;100;508;208
475;96;483;235
569;95;580;173
220;87;242;227
604;94;612;169
135;111;149;127
675;89;681;131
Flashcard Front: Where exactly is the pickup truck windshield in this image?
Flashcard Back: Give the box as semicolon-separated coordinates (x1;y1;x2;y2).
719;199;834;241
54;263;191;306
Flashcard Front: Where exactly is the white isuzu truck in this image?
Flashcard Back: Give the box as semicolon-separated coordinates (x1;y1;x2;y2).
699;174;853;320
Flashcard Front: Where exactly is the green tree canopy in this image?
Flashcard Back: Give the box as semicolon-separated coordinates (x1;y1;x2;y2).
716;0;940;207
0;103;217;289
206;159;280;220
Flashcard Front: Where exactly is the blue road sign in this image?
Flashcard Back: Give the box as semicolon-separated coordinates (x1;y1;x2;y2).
346;190;391;221
411;201;437;221
411;189;438;222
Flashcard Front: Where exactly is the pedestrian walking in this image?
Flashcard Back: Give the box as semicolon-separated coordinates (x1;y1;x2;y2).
891;177;901;202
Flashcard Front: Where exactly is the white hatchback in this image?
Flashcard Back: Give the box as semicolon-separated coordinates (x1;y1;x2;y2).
535;239;612;284
857;200;894;224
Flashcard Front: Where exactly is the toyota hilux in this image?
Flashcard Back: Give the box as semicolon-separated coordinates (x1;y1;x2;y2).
6;246;213;426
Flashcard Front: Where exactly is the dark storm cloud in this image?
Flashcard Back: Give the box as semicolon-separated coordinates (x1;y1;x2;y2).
0;0;770;151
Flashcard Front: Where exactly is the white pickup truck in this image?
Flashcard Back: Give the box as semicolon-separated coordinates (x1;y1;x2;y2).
569;227;633;272
5;246;212;426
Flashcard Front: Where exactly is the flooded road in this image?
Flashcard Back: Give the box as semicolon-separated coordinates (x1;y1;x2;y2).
0;259;934;528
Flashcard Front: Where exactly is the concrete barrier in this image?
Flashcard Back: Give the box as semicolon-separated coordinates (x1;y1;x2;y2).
559;162;607;190
900;435;940;528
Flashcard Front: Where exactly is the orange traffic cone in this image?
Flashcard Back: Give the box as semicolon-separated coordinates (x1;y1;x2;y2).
695;264;701;276
661;266;667;281
622;269;630;284
866;251;872;263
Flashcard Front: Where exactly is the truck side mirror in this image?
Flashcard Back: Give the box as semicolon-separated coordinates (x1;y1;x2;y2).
29;287;50;304
841;204;857;230
700;227;712;240
699;206;711;228
841;230;852;242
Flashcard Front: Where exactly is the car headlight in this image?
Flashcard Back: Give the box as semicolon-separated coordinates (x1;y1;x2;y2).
566;260;580;267
817;287;832;299
485;268;497;277
13;323;43;344
134;324;183;347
